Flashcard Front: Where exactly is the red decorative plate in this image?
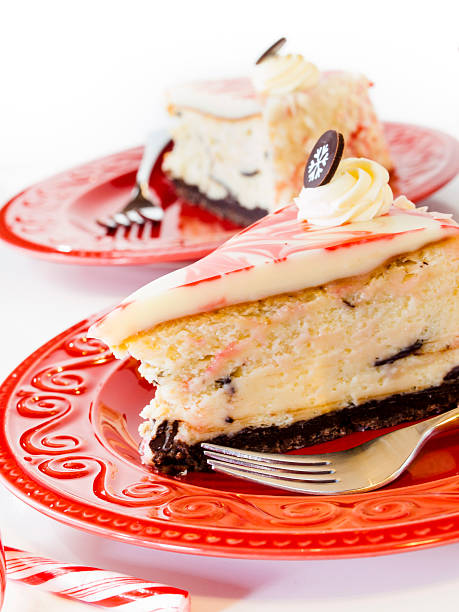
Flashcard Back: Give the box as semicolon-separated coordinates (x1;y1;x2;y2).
1;316;459;559
1;123;458;266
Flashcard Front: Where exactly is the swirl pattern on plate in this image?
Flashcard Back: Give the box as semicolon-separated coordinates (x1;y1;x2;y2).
1;315;459;558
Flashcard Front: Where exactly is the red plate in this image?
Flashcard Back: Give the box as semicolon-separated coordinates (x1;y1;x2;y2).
1;123;459;266
1;315;459;559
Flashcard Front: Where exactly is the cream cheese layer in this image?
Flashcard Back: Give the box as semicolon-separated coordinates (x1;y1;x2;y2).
162;109;275;209
89;206;459;347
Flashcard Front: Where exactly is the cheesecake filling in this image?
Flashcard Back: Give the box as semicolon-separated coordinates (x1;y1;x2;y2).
162;109;276;210
131;237;459;446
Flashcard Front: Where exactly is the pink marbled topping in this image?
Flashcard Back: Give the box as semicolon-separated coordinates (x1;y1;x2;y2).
189;78;257;100
89;202;458;345
181;204;457;289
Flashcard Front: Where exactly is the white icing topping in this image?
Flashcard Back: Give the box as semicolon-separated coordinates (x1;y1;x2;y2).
295;157;393;226
89;205;459;347
253;54;320;95
166;78;261;119
393;195;416;210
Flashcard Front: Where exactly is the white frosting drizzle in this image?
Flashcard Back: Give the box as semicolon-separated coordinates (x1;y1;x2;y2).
295;158;393;226
166;79;261;119
89;205;458;348
253;54;320;95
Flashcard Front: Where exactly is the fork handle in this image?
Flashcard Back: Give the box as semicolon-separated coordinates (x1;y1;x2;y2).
136;131;170;187
414;404;459;440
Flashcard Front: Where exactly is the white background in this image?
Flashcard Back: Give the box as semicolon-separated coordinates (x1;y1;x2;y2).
1;1;459;610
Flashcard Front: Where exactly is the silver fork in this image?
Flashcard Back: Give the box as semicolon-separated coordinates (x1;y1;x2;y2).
202;406;459;495
97;132;168;233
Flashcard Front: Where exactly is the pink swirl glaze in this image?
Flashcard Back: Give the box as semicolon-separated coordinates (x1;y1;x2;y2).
188;78;257;100
167;77;260;120
181;205;441;286
90;203;459;346
167;72;356;118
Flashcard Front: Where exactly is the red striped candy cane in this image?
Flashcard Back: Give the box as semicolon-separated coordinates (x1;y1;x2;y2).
4;547;190;611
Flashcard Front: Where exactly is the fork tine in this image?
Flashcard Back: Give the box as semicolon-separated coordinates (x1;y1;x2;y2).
201;443;332;466
113;212;132;227
125;210;146;224
96;206;162;234
139;205;163;222
96;218;117;231
207;458;337;482
203;450;335;474
124;219;141;242
96;132;168;233
207;460;339;494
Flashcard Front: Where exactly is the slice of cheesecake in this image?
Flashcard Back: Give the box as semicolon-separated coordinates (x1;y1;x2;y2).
90;141;458;475
163;39;392;226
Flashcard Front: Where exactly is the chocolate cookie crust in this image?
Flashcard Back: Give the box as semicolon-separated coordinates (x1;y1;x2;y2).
171;178;267;227
148;372;459;475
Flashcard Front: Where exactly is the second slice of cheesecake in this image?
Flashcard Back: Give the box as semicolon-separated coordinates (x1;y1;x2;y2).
163;39;392;225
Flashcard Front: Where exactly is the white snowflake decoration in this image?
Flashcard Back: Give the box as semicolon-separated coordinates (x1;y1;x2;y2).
307;144;329;182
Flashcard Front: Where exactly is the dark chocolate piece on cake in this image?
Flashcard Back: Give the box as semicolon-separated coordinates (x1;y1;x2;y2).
303;130;344;188
255;37;287;65
161;51;393;225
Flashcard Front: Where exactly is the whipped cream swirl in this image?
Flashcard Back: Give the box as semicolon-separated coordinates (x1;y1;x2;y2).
253;54;320;95
295;157;395;226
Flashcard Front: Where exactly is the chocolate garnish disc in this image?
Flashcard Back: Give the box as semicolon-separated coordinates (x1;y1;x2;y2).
303;130;344;188
255;37;287;65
